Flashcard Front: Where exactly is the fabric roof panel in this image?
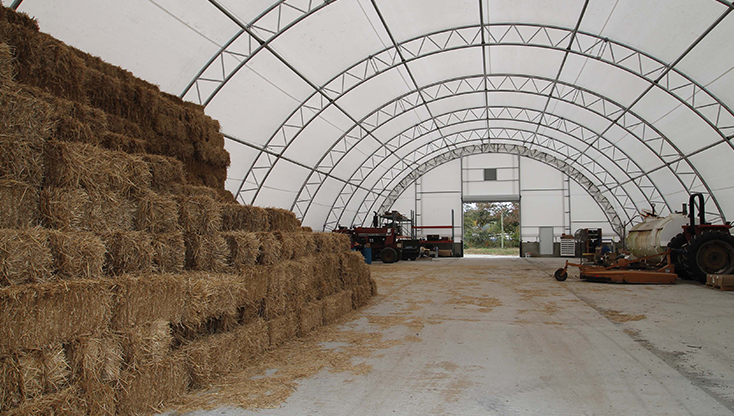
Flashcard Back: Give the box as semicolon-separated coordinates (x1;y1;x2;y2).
485;0;587;28
487;46;565;78
559;55;651;107
408;48;485;89
374;0;480;43
334;67;414;121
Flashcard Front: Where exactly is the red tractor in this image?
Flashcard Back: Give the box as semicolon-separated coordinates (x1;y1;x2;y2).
333;211;420;263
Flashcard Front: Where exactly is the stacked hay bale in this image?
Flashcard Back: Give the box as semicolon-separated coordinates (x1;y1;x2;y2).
0;6;375;416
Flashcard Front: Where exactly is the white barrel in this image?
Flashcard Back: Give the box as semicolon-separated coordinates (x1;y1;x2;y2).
627;213;687;261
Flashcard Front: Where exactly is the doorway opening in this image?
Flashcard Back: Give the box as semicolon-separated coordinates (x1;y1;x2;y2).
462;202;520;256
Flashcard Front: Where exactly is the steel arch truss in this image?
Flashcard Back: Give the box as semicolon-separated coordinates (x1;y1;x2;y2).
378;143;625;237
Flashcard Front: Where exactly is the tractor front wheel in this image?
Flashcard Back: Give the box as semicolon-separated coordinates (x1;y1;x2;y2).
380;247;399;264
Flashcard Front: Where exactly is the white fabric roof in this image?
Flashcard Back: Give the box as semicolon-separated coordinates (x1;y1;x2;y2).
13;0;734;233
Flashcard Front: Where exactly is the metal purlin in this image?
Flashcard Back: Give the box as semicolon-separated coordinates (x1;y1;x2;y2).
292;74;707;225
373;143;625;236
234;23;734;223
324;125;638;237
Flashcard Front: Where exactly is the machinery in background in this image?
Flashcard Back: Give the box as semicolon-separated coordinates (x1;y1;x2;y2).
334;211;420;264
555;193;734;284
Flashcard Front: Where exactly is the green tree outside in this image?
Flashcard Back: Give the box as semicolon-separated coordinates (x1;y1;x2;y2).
463;202;520;252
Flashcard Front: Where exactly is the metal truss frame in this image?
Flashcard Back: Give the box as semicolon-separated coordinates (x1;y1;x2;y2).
233;23;733;228
292;74;717;226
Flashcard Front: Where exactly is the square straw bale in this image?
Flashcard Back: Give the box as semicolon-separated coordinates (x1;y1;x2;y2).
287;259;316;305
265;207;301;232
314;253;344;298
3;386;88;416
39;187;92;231
88;191;136;233
0;228;52;286
273;231;295;260
0;354;22;411
268;312;298;347
0;84;55;140
286;232;311;259
99;132;146;154
339;250;372;288
313;232;351;253
301;226;313;232
182;319;268;387
134;191;180;233
177;195;221;234
220;203;269;232
298;300;323;336
110;273;186;329
0;279;113;351
351;284;373;309
256;232;282;265
0;180;39;228
221;232;259;270
182;272;250;327
66;333;123;386
47;230;105;280
323;290;354;325
119;320;173;367
44;141;151;196
181;184;221;201
101;231;154;276
152;232;185;273
184;233;229;272
0;42;12;83
142;154;185;194
17;350;44;400
0;134;44;186
265;264;296;320
116;354;188;416
20;343;71;396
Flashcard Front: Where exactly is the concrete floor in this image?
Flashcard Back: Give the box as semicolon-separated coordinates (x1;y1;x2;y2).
170;256;734;416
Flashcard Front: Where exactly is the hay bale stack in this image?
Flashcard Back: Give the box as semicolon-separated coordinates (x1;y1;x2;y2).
88;192;136;233
298;301;323;336
273;231;296;260
65;333;121;416
178;195;221;234
119;320;172;367
143;154;185;194
182;319;268;388
0;42;12;83
268;312;298;347
0;279;113;351
182;184;221;201
265;207;301;232
220;203;269;232
182;272;253;329
301;226;313;232
0;354;22;411
3;387;88;416
102;231;154;276
352;284;373;309
265;264;297;320
340;250;371;288
184;233;228;272
313;232;351;253
0;180;39;229
152;233;185;273
323;290;354;325
0;229;52;286
110;274;185;329
0;84;55;141
39;187;92;231
221;232;259;270
256;232;282;265
0;134;45;186
51;99;108;146
134;191;179;233
116;354;188;416
100;132;146;154
47;231;105;280
44;141;151;196
14;343;70;399
314;253;343;298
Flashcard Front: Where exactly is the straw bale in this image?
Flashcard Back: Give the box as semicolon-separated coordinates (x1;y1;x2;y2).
39;187;91;231
120;320;172;367
0;42;12;83
340;250;371;288
273;231;296;260
184;233;229;272
298;301;323;336
152;232;185;273
182;184;220;201
4;386;88;416
182;272;251;328
268;312;298;347
0;354;22;411
102;231;154;276
301;226;313;232
88;191;136;233
134;191;180;233
256;232;282;265
370;277;378;296
294;256;320;302
221;232;259;270
352;284;373;309
288;232;312;259
0;134;44;186
265;207;301;232
0;180;39;229
0;279;112;351
220;203;269;232
313;232;350;253
143;154;185;194
110;273;186;329
0;7;39;31
314;253;343;298
0;83;54;140
66;334;122;385
40;343;70;394
105;114;142;140
0;228;52;286
265;263;297;319
44;141;151;196
100;132;146;154
178;195;221;234
182;319;268;387
323;290;354;325
17;350;43;400
116;354;188;416
47;230;105;280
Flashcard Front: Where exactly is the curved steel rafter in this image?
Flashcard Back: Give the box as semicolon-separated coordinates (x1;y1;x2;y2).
235;23;733;225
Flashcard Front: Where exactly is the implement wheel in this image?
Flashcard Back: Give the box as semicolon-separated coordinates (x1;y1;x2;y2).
682;230;734;283
554;268;568;282
380;247;399;264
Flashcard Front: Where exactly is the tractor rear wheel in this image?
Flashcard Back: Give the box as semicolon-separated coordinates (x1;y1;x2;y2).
380;247;399;264
682;230;734;283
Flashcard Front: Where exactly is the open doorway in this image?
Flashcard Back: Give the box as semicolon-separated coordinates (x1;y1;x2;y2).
463;202;520;256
